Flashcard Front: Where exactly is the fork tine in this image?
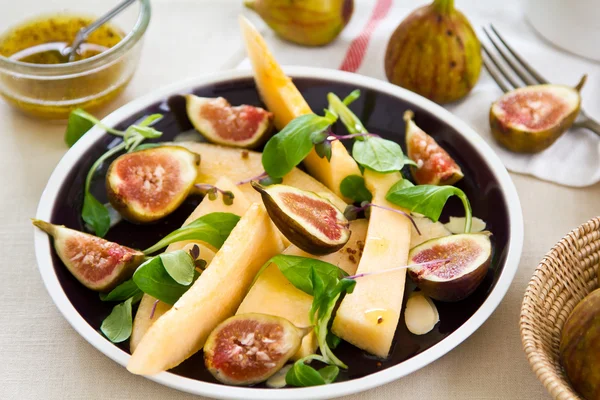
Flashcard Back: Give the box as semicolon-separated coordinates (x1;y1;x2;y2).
483;27;537;86
481;42;521;89
482;57;511;93
489;24;549;84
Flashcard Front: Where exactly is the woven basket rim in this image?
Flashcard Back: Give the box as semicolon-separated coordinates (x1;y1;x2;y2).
520;216;600;400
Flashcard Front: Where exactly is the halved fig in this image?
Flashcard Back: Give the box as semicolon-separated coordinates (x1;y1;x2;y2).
204;313;309;386
404;110;463;186
32;219;144;292
408;233;492;302
490;76;586;153
106;146;200;223
251;182;350;255
185;95;274;149
404;292;439;335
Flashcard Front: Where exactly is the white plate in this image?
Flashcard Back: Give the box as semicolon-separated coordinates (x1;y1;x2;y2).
34;67;524;400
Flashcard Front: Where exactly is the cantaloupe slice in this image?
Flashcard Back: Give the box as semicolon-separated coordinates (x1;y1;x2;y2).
176;142;347;211
239;16;360;201
332;170;412;358
127;203;284;375
236;219;369;360
130;177;251;352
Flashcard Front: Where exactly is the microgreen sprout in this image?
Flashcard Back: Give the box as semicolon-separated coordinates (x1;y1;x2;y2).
149;299;160;319
194;184;235;205
237;172;283;187
345;259;450;280
343;202;421;235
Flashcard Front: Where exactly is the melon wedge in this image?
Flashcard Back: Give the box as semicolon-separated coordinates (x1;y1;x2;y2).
128;203;285;375
239;16;360;201
130;177;251;352
332;170;412;358
236;219;369;359
176;142;347;211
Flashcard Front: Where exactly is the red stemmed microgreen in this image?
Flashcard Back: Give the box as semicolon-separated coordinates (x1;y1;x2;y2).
343;201;422;235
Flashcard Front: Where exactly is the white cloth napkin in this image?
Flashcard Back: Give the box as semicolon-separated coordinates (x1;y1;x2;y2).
239;0;600;187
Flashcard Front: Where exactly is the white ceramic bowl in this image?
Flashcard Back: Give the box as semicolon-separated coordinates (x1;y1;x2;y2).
34;67;524;400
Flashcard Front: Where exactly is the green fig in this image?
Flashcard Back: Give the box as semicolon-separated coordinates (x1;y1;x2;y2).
404;110;463;185
408;233;492;302
244;0;354;47
251;182;350;255
204;313;309;386
106;146;200;223
489;76;586;153
32;219;145;292
185;95;274;149
560;288;600;400
384;0;482;104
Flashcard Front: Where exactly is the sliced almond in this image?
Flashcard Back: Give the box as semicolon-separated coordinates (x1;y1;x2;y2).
404;292;439;335
445;216;486;234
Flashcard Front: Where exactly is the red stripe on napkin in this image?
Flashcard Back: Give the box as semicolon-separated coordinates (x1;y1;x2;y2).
339;0;392;73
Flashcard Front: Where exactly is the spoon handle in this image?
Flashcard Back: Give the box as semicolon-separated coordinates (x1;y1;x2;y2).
68;0;137;61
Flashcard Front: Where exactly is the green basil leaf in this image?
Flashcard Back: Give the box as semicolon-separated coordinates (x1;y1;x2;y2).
143;212;240;255
100;279;142;302
352;137;407;173
318;365;340;384
65;109;97;147
286;358;327;387
133;256;199;305
262;114;335;178
271;255;346;296
101;297;133;343
82;192;111;237
339;175;372;203
386;182;472;232
159;250;195;286
327;92;367;135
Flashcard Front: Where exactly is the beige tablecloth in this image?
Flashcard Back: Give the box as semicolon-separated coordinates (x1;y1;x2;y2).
1;1;599;399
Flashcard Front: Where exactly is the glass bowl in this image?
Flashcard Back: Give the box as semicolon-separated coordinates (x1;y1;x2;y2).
0;0;150;119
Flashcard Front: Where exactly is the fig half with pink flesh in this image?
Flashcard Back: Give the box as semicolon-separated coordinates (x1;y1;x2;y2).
490;76;586;153
404;110;463;186
32;219;144;292
408;233;492;302
204;313;309;386
252;182;350;255
185;95;274;149
106;146;200;223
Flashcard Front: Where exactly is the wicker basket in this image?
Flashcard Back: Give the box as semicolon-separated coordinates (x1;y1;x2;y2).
521;217;600;400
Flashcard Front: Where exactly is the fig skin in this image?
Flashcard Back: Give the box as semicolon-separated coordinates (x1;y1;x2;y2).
404;110;463;185
185;95;274;149
244;0;353;47
408;233;492;302
384;0;482;104
106;146;200;224
252;182;351;255
559;289;600;400
489;76;585;154
204;313;309;386
32;219;145;292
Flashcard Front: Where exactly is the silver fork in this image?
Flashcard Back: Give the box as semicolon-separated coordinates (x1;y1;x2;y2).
481;24;600;136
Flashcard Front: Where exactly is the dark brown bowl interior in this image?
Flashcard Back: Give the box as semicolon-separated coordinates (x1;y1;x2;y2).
48;77;510;385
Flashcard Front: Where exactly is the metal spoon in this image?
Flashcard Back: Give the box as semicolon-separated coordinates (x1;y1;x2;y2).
61;0;137;62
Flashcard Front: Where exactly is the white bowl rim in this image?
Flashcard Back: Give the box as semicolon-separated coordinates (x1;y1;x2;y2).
34;66;524;400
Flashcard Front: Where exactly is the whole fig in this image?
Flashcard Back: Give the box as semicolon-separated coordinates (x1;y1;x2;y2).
244;0;353;47
560;289;600;400
384;0;482;104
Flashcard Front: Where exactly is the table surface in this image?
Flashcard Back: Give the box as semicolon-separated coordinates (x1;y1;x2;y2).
2;1;599;399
